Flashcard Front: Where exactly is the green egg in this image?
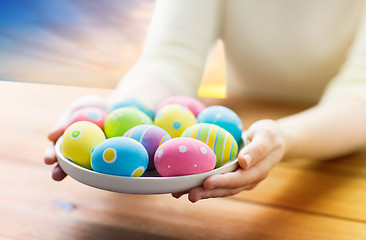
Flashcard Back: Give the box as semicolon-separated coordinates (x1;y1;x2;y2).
104;107;153;138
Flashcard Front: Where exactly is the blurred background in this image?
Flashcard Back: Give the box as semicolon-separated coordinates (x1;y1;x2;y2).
0;0;226;98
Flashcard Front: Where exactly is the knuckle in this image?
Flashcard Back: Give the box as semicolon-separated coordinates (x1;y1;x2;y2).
252;143;267;158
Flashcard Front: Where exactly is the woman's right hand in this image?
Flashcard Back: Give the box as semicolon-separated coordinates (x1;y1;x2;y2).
43;94;109;181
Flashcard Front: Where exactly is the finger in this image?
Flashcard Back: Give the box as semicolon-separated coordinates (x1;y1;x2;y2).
243;182;259;191
44;144;57;165
171;191;189;199
189;181;261;203
242;131;251;146
48;127;65;143
52;164;67;181
237;132;275;169
188;186;244;203
203;159;272;190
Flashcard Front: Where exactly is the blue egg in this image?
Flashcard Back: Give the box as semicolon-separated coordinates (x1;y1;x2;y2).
91;137;149;177
197;105;244;143
111;97;155;119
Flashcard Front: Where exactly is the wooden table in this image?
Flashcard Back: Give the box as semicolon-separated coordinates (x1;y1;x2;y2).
1;81;365;240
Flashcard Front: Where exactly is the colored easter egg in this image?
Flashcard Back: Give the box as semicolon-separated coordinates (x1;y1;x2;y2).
182;123;238;168
156;95;206;117
197;105;244;144
123;125;171;169
61;121;106;170
154;137;216;177
64;107;107;130
154;104;197;138
91;137;149;177
111;97;155;119
104;107;153;138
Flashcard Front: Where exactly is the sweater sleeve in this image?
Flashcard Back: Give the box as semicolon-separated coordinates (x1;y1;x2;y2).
321;3;366;104
116;0;223;102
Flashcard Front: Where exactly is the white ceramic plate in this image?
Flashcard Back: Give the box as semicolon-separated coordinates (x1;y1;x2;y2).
56;137;239;194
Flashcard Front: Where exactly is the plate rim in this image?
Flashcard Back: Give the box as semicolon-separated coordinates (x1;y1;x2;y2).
56;136;240;194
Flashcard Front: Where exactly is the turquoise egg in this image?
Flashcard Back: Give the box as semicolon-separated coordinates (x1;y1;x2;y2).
197;105;243;143
91;137;149;177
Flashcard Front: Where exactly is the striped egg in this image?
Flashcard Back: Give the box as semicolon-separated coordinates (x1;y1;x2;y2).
182;123;238;168
123;125;171;170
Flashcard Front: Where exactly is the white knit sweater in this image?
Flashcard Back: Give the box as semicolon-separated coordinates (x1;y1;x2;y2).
119;0;366;104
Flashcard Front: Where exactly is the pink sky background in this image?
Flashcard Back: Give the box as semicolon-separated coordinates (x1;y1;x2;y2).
0;0;225;97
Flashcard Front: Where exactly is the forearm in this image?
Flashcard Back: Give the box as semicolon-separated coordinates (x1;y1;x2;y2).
278;97;366;160
108;0;223;108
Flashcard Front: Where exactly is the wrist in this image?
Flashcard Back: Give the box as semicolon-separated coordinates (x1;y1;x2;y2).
276;119;299;160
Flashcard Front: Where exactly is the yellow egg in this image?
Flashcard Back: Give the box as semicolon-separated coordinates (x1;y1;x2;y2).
154;104;196;138
61;121;106;169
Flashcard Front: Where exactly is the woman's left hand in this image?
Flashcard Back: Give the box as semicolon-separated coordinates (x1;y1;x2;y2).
172;119;287;203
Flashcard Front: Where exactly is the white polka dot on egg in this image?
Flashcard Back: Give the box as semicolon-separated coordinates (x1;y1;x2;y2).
179;145;187;153
157;149;164;158
200;147;207;154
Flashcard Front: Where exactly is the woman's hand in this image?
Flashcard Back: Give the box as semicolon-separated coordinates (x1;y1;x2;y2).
172;119;287;203
43;94;108;181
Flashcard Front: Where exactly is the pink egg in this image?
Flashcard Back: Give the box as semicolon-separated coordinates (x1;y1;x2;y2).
64;107;107;130
154;137;216;177
156;95;206;117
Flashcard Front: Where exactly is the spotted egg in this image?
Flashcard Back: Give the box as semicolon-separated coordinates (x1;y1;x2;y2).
197;105;244;144
61;121;106;170
91;137;149;177
154;137;216;177
64;107;107;131
156;95;206;117
154;104;197;138
111;97;155;119
104;107;153;138
182;123;238;168
123;124;171;170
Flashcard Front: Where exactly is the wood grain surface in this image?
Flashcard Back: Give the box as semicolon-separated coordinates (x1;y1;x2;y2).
0;81;365;240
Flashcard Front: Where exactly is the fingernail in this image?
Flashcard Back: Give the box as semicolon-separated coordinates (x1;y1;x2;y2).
243;154;252;168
